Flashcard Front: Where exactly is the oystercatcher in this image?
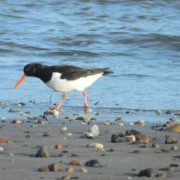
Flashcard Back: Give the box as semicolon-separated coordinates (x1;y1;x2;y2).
13;63;112;113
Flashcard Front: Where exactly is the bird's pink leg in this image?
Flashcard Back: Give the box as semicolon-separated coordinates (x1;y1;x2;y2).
83;90;92;113
49;93;66;112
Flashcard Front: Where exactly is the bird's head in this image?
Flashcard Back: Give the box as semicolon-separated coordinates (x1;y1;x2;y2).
13;63;44;89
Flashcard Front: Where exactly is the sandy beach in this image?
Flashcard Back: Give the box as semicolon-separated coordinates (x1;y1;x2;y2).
0;104;180;180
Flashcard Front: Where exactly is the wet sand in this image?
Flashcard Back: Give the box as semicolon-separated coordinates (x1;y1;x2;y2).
0;104;180;180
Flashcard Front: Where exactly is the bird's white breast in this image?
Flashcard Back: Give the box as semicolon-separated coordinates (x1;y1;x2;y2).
46;72;103;92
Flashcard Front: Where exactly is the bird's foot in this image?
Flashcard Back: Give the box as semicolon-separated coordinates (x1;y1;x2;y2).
84;106;92;113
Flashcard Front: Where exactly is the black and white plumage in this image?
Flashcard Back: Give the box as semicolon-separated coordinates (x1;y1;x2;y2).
13;63;113;113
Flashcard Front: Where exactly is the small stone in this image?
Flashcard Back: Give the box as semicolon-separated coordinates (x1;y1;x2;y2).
156;173;166;178
31;124;38;128
104;121;110;125
0;139;8;143
12;120;22;124
111;134;124;143
165;124;180;132
38;167;49;172
152;143;160;149
76;116;86;121
138;120;144;124
69;160;83;166
85;132;94;139
9;109;19;113
48;163;60;172
171;146;178;151
1;117;6;122
135;134;149;143
127;135;136;143
1;101;7;105
175;111;180;115
161;148;170;153
165;136;178;144
90;124;99;137
66;166;75;173
35;146;50;158
87;143;104;150
138;168;157;177
165;110;171;114
0;146;4;151
80;167;88;173
129;122;134;126
55;144;62;149
115;117;122;122
119;123;124;127
125;130;141;136
61;176;70;180
85;159;101;167
156;109;162;115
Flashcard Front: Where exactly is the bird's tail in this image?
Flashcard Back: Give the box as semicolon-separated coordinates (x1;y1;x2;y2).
103;68;113;75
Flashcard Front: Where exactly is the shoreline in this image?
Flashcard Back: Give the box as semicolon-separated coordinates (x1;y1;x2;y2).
0;105;180;180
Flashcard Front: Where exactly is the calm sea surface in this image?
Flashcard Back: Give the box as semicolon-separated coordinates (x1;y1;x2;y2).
0;0;180;112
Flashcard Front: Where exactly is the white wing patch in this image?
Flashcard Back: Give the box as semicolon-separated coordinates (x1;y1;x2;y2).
46;72;103;92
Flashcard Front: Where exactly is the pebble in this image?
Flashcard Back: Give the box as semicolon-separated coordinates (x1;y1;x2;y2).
1;117;6;122
12;120;22;124
89;143;104;152
165;124;180;132
135;134;149;143
127;135;136;143
76;116;86;122
171;146;178;151
125;129;141;136
61;126;67;131
66;166;75;173
61;176;70;180
80;167;88;173
90;124;99;137
152;143;160;149
119;123;124;127
85;159;101;167
48;163;60;172
31;124;38;128
0;139;8;143
55;144;62;149
35;146;50;158
9;109;19;113
69;160;83;166
129;122;134;126
0;146;4;151
38;167;49;172
165;136;178;144
0;101;7;105
84;132;94;139
111;134;125;143
156;109;162;115
175;111;180;115
138;168;157;177
104;121;110;125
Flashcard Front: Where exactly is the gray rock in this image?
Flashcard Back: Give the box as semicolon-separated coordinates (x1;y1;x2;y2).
85;159;101;167
35;146;50;158
138;168;157;177
111;134;125;143
90;124;99;137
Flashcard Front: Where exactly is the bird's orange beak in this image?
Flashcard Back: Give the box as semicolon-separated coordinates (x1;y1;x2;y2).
13;74;27;89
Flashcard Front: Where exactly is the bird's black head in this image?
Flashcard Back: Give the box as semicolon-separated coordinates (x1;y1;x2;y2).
24;63;44;76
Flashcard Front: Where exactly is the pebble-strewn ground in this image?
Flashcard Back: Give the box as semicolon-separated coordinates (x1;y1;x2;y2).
0;102;180;180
